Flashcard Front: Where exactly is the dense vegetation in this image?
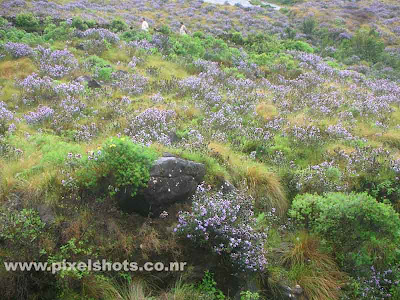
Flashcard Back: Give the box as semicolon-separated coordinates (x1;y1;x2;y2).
0;0;400;299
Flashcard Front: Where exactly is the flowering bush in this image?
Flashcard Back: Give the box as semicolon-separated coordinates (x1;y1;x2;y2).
112;72;148;95
175;186;267;272
124;108;176;146
34;46;78;78
356;266;400;299
3;42;34;58
24;105;54;125
0;101;14;134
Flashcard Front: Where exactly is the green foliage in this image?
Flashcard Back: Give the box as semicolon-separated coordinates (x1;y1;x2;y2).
96;67;113;81
71;17;88;31
15;13;40;32
289;192;400;273
170;34;239;63
198;271;225;300
44;22;73;41
84;55;114;81
110;18;128;33
0;17;8;27
349;28;385;63
245;33;284;55
158;24;172;35
120;29;152;42
229;31;246;45
0;209;45;245
76;137;158;198
284;40;314;53
301;17;317;35
0;27;44;44
240;291;260;300
285;26;297;39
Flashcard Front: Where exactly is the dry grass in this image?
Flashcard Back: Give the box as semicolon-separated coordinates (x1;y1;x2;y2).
0;57;36;80
283;231;337;270
377;130;400;149
208;142;288;215
86;277;152;300
256;102;278;121
283;232;347;300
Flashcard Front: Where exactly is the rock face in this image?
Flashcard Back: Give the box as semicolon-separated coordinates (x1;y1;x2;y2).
118;155;206;216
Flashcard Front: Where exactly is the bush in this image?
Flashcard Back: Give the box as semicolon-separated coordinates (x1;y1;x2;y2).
71;17;88;31
175;186;267;272
0;209;45;248
15;13;40;32
43;22;73;41
301;17;316;35
289;192;400;273
75;137;158;198
198;271;225;300
110;18;127;33
284;40;314;53
349;28;385;63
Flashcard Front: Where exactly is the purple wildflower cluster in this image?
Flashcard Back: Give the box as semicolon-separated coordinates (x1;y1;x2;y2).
112;72;148;95
18;73;55;101
34;46;78;78
292;161;348;194
175;185;267;272
18;73;85;102
0;101;14;132
127;40;155;53
24;105;54;125
3;42;34;58
124;108;176;146
103;96;132;118
78;28;120;44
357;266;400;299
74;123;98;142
286;124;322;146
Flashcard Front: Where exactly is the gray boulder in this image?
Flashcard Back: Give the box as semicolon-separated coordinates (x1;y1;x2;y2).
118;156;205;216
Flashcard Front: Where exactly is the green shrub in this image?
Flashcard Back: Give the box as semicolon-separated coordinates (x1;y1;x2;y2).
110;18;128;33
229;31;246;45
96;67;113;81
198;271;225;300
240;291;260;300
76;137;158;198
349;28;385;63
158;24;172;35
289;192;400;273
0;27;44;45
284;40;314;53
301;17;316;35
0;17;8;27
0;209;45;247
44;22;73;41
15;13;40;32
245;34;284;55
120;29;151;42
71;17;88;31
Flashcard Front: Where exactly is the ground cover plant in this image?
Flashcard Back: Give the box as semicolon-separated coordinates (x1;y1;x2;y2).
0;0;400;299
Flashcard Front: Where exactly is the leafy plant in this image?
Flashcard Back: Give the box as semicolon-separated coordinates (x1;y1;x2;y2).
15;13;40;32
289;193;400;273
75;136;158;198
198;271;225;300
240;290;260;300
110;18;128;33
